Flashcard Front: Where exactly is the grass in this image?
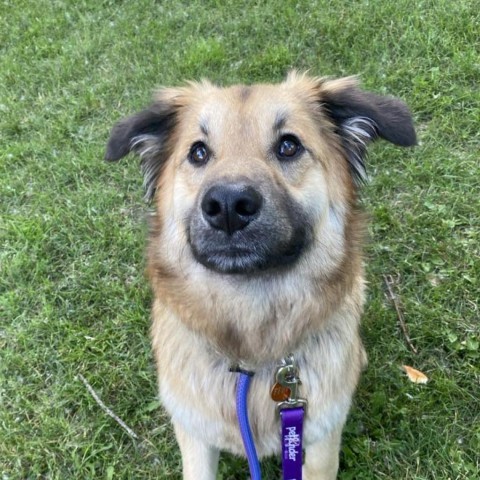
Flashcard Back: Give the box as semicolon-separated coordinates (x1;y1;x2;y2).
1;0;479;478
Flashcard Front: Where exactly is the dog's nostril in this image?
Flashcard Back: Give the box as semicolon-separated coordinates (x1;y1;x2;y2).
235;198;258;216
204;199;222;217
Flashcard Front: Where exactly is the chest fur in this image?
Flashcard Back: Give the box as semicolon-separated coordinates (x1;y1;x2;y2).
151;300;365;457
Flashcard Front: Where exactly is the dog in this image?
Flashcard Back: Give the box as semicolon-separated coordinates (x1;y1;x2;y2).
105;72;416;479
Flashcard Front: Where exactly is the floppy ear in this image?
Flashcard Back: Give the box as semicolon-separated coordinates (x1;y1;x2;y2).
320;77;416;183
105;101;176;201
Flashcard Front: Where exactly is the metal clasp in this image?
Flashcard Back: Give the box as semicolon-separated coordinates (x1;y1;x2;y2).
275;354;307;411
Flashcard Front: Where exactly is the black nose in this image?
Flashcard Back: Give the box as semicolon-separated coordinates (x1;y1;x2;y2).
201;184;263;235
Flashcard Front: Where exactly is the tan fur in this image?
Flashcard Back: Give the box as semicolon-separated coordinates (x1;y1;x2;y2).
106;72;415;479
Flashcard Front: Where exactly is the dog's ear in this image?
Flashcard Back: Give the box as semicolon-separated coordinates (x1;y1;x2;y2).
105;99;177;201
319;77;416;183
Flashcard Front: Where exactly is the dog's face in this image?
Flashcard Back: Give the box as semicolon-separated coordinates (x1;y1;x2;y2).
170;80;333;275
106;73;415;277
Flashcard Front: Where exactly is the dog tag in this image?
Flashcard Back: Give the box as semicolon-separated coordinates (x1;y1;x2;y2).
270;382;291;402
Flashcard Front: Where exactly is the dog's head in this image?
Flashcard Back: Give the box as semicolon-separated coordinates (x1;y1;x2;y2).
106;73;415;276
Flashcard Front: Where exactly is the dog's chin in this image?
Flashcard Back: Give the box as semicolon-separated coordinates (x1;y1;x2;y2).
190;244;305;275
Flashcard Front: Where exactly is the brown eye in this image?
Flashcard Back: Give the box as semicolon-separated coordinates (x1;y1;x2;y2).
189;142;210;165
277;135;303;160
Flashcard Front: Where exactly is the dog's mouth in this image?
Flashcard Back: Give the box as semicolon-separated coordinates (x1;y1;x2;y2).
188;232;307;275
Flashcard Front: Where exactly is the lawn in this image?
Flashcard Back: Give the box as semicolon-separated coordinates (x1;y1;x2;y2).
1;0;479;478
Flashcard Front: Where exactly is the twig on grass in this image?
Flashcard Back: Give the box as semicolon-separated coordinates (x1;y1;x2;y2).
383;274;418;355
78;373;139;441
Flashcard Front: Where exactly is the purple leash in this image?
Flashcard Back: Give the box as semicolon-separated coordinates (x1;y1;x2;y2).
235;371;262;480
233;355;306;480
280;407;305;480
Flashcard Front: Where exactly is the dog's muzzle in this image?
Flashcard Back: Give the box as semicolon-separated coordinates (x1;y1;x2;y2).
188;181;308;275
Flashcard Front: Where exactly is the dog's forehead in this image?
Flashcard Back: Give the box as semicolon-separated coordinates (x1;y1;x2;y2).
188;83;313;135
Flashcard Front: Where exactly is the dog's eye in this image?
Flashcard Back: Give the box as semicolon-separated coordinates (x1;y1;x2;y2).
276;135;303;160
189;142;210;165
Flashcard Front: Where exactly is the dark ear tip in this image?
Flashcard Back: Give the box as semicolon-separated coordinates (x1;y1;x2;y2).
104;141;128;162
104;152;119;162
400;126;417;147
398;137;417;148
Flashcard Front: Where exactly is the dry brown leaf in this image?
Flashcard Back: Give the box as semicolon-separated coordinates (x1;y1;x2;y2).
402;365;428;384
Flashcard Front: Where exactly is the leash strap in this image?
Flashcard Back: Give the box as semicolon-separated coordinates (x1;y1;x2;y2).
280;407;304;480
232;367;262;480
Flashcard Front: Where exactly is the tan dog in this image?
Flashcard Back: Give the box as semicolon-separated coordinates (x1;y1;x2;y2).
105;72;415;479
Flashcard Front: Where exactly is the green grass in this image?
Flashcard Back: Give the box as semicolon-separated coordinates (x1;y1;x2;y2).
1;0;479;478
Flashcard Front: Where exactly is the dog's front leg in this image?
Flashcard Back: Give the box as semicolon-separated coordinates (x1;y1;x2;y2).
302;426;342;480
173;421;220;480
